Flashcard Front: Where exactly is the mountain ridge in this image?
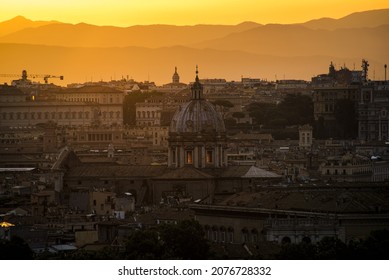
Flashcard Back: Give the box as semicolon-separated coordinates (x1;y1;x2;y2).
0;9;388;85
0;16;58;37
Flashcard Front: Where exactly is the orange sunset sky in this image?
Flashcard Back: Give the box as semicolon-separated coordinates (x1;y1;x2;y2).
1;0;389;26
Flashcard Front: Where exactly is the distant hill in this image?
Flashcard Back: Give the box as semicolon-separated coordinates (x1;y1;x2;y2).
0;16;58;37
192;24;389;62
0;21;261;48
301;9;389;30
0;9;388;85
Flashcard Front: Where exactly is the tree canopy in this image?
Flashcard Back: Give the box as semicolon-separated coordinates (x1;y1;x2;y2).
248;94;314;128
123;220;211;260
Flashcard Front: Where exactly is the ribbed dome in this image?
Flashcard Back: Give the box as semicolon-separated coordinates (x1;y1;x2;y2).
170;99;225;134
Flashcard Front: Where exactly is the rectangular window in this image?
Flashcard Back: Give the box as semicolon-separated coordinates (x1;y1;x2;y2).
206;151;213;163
186;151;193;164
172;150;176;163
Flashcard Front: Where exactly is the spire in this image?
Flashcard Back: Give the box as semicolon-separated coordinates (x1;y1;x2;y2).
191;65;203;100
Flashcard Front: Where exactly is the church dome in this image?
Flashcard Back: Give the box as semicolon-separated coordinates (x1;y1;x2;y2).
170;99;225;134
168;67;228;169
170;67;225;134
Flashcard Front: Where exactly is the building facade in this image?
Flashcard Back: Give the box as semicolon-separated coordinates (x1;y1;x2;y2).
358;83;389;142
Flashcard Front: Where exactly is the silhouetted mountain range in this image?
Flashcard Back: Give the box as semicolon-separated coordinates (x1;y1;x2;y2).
0;9;388;84
0;18;260;48
301;9;389;30
0;16;58;37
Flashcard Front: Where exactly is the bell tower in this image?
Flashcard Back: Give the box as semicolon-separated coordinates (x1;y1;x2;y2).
172;67;180;84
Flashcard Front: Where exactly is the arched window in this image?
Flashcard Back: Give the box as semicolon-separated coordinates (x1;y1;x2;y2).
219;227;226;243
227;227;234;243
251;229;258;244
302;236;311;244
241;228;249;243
212;226;218;242
204;225;212;240
282;236;291;244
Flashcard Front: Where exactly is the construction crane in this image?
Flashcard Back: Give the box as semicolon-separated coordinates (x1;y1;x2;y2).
0;69;64;84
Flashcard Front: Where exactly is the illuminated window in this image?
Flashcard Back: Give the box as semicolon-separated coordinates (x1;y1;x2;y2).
186;151;193;164
206;150;213;163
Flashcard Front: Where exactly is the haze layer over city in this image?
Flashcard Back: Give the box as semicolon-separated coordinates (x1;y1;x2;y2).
1;1;389;85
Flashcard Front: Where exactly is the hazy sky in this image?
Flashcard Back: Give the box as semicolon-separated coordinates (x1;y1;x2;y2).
1;0;389;26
